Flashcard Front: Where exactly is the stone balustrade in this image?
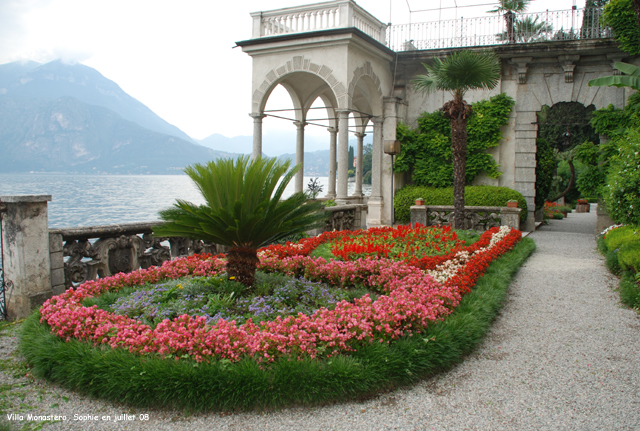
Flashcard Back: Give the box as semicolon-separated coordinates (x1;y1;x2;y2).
410;205;521;231
251;0;387;44
48;222;221;293
46;204;367;293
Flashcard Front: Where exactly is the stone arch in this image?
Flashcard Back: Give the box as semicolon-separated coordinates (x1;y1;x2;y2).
252;55;347;115
347;61;384;117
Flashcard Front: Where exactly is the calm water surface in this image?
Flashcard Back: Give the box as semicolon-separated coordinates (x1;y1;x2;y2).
0;174;369;228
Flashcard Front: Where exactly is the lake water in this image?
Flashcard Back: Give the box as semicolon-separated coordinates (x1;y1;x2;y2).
0;174;370;228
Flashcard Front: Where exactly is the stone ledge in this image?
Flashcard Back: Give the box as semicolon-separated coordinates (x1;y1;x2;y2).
0;195;52;203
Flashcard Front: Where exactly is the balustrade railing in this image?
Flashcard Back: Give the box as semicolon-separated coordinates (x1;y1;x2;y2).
387;8;610;52
410;205;521;231
251;0;387;44
49;205;367;289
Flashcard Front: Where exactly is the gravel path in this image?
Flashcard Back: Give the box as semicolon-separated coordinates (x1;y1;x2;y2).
1;209;638;430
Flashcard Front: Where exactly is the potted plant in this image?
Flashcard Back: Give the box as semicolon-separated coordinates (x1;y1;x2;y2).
415;197;425;206
506;199;518;208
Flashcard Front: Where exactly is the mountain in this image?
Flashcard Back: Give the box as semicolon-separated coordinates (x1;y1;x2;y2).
198;131;369;157
0;96;234;174
0;60;194;143
277;150;330;176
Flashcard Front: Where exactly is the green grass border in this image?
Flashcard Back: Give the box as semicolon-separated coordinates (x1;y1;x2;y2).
19;238;535;412
597;237;640;310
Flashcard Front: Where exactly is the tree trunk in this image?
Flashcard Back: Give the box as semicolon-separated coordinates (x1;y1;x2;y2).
226;246;260;287
451;117;468;229
505;11;516;43
549;158;576;203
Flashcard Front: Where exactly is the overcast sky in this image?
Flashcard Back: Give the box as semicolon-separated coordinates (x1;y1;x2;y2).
1;0;583;140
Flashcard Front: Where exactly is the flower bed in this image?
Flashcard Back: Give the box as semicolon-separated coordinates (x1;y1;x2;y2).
38;225;521;364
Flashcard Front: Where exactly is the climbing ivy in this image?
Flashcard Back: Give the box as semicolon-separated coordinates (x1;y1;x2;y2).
602;0;640;55
394;93;514;187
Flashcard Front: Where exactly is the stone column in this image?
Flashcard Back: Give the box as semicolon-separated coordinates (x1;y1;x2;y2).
250;113;265;160
326;127;337;199
294;121;307;194
0;195;52;320
353;132;365;198
336;110;350;204
367;116;384;227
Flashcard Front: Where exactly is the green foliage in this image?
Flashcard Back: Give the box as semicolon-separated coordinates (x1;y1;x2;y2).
602;0;640;55
537;102;599;152
395;93;514;187
19;239;535;412
603;225;640;251
394;185;527;223
619;271;640;309
618;241;640;272
588;62;640;90
153;156;326;249
535;138;556;210
604;130;640;225
362;143;372;184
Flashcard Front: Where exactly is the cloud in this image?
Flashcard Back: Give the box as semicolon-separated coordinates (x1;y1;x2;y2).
0;0;54;63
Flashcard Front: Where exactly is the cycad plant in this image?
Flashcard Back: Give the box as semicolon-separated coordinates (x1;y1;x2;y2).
412;50;501;228
153;156;327;287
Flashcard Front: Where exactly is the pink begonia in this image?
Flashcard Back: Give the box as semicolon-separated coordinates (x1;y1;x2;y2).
39;228;519;363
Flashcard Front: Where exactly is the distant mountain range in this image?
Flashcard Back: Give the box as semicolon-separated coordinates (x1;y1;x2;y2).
0;59;361;174
0;60;232;173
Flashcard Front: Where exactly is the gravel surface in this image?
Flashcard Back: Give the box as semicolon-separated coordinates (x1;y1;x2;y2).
1;209;638;430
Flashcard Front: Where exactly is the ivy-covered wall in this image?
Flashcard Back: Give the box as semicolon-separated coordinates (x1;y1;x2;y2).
393;93;515;188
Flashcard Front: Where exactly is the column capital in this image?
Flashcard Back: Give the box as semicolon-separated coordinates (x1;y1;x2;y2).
336;109;351;118
249;112;266;120
328;127;338;134
354;132;367;139
371;116;383;124
293;120;308;128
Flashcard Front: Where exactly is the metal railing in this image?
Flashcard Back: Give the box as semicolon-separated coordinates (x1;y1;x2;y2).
387;8;611;52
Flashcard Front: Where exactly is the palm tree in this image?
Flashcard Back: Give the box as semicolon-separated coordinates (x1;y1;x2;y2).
412;50;501;229
489;0;531;43
153;156;327;287
496;16;553;43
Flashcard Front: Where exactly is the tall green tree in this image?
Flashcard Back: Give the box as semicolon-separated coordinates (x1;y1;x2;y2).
412;50;501;228
489;0;531;43
153;156;326;287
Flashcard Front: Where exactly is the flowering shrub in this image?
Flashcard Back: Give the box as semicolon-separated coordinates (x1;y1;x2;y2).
39;226;521;364
330;224;462;261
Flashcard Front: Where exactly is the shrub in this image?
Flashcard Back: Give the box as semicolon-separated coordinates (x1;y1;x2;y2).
618;241;640;273
394;185;527;223
619;272;640;309
603;225;640;251
603;130;640;225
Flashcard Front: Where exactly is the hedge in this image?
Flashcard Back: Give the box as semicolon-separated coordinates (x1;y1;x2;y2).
394;185;527;224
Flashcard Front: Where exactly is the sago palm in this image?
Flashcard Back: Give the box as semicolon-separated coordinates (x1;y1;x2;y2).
412;50;501;229
153;156;327;287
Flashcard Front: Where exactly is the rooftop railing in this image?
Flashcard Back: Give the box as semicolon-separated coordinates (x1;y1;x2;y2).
387;8;611;52
250;0;387;44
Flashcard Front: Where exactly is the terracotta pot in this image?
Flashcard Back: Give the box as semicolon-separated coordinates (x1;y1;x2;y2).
506;201;518;208
415;199;425;206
